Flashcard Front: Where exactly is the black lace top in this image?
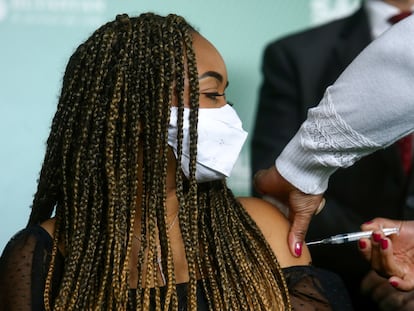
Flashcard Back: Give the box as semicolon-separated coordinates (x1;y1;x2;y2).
0;226;353;310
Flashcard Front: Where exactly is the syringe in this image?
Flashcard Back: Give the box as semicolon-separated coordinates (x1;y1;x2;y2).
306;227;400;245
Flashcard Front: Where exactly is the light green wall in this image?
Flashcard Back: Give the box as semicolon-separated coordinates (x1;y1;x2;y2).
0;0;360;250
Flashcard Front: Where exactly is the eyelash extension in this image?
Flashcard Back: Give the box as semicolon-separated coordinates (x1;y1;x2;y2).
200;92;233;106
201;92;225;100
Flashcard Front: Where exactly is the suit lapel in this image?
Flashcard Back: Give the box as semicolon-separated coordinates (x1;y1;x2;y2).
333;7;372;71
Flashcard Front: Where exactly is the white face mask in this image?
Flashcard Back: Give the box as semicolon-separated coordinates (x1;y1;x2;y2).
168;104;248;182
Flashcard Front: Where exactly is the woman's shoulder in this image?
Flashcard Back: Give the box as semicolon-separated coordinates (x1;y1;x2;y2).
1;223;54;258
237;196;312;268
0;223;54;283
40;218;56;237
0;221;60;310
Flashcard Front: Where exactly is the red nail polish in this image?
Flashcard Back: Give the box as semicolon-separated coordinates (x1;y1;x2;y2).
373;233;382;242
380;239;388;250
364;220;373;224
390;281;399;287
294;242;302;257
358;240;367;249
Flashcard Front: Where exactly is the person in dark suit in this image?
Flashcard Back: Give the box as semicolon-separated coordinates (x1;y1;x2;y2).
251;0;414;309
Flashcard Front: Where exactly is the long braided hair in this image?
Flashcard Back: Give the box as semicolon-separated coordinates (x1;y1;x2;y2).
27;12;291;310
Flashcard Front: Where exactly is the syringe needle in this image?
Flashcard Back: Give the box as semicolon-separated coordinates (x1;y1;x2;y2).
306;227;400;246
306;239;326;246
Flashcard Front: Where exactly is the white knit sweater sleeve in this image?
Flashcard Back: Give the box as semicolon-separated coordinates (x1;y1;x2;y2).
276;15;414;195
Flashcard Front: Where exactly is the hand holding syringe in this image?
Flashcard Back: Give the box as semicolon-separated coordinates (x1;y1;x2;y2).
306;227;400;245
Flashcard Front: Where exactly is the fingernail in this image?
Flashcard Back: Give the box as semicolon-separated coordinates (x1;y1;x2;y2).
358;240;367;249
380;239;388;250
364;220;373;224
294;242;302;257
373;233;382;242
390;280;399;287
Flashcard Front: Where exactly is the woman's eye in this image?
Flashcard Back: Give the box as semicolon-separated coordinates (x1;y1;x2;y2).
201;92;225;100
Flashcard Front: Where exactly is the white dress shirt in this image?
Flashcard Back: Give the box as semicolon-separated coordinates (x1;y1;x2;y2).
364;0;414;38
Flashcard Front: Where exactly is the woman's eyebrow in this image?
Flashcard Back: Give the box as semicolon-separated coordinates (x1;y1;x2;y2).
198;71;223;82
198;71;229;88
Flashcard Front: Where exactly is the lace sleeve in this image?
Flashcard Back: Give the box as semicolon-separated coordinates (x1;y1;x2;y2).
283;266;353;311
0;226;57;311
301;91;380;169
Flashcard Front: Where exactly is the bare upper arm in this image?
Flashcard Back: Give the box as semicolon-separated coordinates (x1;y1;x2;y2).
40;218;56;238
40;218;67;256
237;197;312;268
